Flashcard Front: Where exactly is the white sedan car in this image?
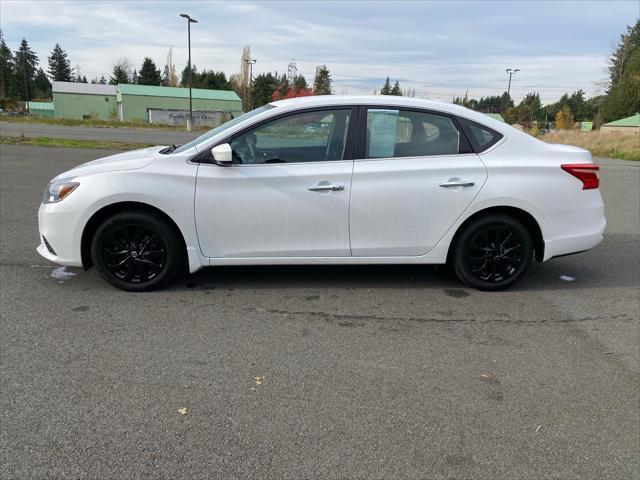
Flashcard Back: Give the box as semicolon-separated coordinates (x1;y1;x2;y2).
37;96;605;291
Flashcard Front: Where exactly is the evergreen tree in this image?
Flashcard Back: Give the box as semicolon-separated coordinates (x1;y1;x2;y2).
600;20;640;122
453;91;478;109
33;67;51;98
566;89;586;119
201;70;231;90
98;75;107;85
519;92;542;122
293;74;307;91
380;77;392;95
131;69;137;84
390;80;402;96
180;64;197;87
13;38;39;101
312;65;332;95
47;43;72;82
0;31;14;100
162;64;171;86
600;47;640;122
277;73;290;97
138;57;162;86
110;64;129;85
252;72;279;108
608;20;640;89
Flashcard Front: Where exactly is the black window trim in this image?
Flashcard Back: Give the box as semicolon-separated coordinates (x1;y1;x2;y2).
354;105;477;160
192;105;359;165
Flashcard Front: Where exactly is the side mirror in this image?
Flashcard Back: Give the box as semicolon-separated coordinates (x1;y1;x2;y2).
211;143;232;165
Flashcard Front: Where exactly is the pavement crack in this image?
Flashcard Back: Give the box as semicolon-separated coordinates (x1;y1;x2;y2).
259;308;631;325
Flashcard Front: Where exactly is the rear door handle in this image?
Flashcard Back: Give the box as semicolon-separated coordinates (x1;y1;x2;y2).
439;180;475;188
308;185;344;192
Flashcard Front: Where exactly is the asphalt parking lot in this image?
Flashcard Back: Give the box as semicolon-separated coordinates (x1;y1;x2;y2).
1;144;638;479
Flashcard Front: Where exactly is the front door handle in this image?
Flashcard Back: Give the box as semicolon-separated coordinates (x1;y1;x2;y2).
439;180;475;188
308;185;344;192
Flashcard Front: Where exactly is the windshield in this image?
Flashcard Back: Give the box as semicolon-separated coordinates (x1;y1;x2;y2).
171;104;275;154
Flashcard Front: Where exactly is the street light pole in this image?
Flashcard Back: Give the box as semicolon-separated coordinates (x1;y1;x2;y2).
180;13;198;131
506;68;519;97
505;68;520;112
245;58;257;111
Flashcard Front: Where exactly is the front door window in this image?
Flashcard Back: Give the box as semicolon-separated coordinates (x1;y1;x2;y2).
231;109;352;164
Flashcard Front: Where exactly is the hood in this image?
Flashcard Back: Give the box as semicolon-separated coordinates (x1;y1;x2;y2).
55;146;167;179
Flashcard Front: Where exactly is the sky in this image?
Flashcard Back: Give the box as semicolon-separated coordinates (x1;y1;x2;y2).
1;0;638;104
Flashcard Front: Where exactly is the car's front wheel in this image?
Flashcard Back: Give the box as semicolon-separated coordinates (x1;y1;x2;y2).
452;214;533;291
91;210;183;291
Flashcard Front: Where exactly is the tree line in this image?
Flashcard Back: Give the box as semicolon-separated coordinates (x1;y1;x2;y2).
0;34;52;104
453;20;639;128
2;19;636;120
0;33;334;111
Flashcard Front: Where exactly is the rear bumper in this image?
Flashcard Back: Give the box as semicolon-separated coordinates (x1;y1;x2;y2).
541;189;606;261
543;231;604;261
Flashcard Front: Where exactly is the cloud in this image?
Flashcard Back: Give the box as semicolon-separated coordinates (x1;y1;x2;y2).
1;0;637;103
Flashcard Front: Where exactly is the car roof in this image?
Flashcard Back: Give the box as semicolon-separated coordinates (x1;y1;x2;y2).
268;95;512;132
270;95;451;110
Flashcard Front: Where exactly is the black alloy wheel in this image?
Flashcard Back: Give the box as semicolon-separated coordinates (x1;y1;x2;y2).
91;210;183;291
103;225;167;284
452;214;533;291
466;226;524;283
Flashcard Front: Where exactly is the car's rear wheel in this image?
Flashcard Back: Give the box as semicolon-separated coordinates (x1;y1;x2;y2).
452;214;533;291
91;210;183;291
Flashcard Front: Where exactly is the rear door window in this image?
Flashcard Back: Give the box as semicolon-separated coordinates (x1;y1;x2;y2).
365;109;470;158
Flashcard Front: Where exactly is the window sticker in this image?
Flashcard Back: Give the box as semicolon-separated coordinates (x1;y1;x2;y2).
368;109;399;158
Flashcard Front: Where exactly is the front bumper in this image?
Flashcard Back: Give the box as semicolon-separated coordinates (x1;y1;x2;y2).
36;202;84;267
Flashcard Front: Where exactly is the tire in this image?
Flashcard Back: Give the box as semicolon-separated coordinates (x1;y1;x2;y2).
91;210;183;292
452;214;533;291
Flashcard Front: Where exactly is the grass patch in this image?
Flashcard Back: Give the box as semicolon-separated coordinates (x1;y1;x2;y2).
0;113;210;131
539;130;640;161
0;136;153;151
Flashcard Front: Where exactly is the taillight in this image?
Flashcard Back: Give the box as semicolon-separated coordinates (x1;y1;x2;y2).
561;163;599;190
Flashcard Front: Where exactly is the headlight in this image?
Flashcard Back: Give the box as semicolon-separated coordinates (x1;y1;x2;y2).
42;179;80;204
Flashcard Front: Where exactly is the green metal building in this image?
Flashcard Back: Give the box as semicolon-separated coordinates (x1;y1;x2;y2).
601;113;640;133
51;81;242;125
26;101;55;118
116;84;242;123
52;82;118;120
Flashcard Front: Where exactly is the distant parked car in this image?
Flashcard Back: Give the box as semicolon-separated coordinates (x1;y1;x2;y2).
38;96;605;291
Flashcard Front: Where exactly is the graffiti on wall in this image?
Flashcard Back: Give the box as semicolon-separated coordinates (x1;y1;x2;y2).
148;109;231;127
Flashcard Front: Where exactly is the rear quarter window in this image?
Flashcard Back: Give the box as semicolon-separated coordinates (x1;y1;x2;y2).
457;117;503;152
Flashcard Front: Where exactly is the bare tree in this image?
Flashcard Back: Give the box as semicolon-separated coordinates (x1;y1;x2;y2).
232;46;252;111
163;47;178;87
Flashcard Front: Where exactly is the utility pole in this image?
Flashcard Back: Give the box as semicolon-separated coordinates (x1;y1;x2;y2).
245;58;257;110
180;13;198;131
505;68;519;113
